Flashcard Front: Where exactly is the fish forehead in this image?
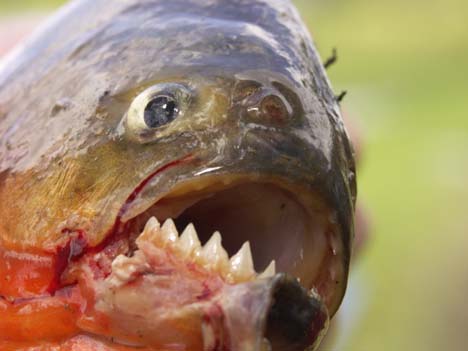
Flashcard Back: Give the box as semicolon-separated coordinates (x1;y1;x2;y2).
0;0;338;172
0;0;311;86
0;0;321;100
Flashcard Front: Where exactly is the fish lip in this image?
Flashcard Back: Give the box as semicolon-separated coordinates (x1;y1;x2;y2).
117;154;197;221
112;155;346;317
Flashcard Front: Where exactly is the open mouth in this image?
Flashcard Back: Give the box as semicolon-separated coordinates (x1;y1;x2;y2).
122;176;330;290
80;171;339;350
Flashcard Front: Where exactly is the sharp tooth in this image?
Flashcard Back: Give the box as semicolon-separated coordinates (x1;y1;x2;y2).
178;223;201;257
229;241;255;282
136;216;160;246
144;216;160;233
161;218;178;244
258;260;276;279
200;232;229;271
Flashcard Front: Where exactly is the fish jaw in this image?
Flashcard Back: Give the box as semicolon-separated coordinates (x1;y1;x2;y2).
0;164;342;351
76;218;329;351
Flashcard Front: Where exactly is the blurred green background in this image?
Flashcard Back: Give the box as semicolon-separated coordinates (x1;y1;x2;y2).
1;0;467;350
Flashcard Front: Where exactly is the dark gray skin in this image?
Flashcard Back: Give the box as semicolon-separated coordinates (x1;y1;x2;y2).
0;0;356;349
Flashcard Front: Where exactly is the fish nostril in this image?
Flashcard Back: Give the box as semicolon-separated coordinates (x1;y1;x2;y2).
233;81;294;125
260;95;291;123
245;94;291;125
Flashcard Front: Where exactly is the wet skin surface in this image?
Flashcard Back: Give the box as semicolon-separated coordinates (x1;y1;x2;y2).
0;0;356;349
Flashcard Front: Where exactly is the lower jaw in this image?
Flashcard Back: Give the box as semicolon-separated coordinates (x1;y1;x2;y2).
0;272;329;351
2;274;330;351
75;214;330;351
0;179;342;350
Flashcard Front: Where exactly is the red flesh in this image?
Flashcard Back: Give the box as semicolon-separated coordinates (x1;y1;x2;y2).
0;156;194;345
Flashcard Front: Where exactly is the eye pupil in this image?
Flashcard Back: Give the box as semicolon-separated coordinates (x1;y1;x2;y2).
143;96;179;128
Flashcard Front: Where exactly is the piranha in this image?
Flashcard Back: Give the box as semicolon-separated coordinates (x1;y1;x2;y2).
0;0;356;350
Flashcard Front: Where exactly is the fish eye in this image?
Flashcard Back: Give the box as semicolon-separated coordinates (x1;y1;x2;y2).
144;95;179;129
125;83;191;141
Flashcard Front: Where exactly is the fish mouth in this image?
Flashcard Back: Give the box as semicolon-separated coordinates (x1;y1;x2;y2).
88;171;341;350
123;176;331;292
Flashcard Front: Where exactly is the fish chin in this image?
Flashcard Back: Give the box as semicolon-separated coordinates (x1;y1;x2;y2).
84;217;329;350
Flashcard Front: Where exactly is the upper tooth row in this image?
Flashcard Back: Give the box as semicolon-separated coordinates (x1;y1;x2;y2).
136;217;276;283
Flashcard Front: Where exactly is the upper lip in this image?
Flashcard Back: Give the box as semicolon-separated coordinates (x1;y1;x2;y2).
115;157;339;309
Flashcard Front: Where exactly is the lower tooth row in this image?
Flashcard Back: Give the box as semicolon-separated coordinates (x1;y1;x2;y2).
136;217;276;282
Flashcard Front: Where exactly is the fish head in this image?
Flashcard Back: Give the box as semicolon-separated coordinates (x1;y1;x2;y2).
0;1;356;350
